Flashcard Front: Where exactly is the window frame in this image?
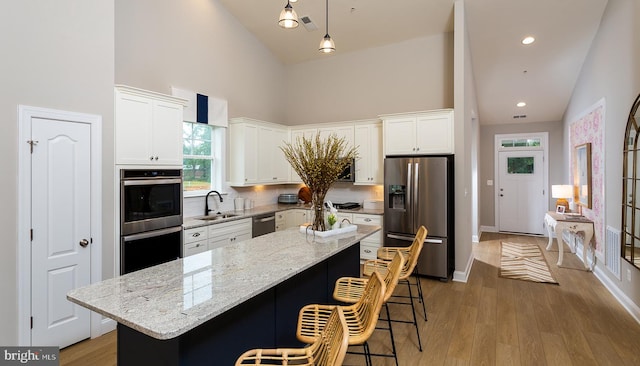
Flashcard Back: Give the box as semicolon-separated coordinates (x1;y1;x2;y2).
182;122;224;197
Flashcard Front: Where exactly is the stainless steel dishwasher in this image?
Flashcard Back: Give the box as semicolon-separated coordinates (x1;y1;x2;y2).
252;212;276;237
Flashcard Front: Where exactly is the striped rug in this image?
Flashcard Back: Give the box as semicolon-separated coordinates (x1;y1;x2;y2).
499;242;558;284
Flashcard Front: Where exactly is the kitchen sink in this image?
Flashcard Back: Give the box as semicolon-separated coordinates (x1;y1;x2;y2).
197;213;239;220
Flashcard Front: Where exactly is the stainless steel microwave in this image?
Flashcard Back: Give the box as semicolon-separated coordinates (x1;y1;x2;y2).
337;159;355;182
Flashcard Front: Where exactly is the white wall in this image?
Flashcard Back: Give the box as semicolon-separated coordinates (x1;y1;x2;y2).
562;0;640;308
452;0;477;280
0;1;114;345
115;0;287;123
284;34;454;125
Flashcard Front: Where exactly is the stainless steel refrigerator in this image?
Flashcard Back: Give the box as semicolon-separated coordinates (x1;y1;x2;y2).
384;155;454;280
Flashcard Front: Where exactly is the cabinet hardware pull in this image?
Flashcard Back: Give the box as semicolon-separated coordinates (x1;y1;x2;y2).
192;232;200;237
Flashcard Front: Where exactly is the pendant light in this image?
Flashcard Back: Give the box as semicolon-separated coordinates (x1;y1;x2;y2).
278;1;299;29
319;0;335;53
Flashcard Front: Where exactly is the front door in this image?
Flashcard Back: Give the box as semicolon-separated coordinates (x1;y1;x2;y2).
30;117;92;348
498;150;545;234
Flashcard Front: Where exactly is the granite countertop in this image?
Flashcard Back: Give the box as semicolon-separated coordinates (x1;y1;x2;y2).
183;203;383;229
67;225;380;340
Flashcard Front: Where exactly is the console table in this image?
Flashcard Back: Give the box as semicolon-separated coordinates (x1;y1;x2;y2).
544;211;595;271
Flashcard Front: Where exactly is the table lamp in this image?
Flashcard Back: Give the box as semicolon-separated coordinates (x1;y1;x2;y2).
551;184;572;212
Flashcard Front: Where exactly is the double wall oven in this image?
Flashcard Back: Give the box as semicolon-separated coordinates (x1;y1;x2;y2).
120;169;183;275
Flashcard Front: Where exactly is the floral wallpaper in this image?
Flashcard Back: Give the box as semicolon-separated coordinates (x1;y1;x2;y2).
570;100;605;254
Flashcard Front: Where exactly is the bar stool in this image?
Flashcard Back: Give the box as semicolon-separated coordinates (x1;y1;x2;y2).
333;252;405;366
235;307;349;366
297;272;386;366
364;225;427;351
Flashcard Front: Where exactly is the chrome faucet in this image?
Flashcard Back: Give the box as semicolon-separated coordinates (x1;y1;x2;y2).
205;190;223;216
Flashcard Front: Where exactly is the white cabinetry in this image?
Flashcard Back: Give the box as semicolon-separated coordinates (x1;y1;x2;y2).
183;226;209;257
354;121;383;184
353;214;383;261
275;211;288;231
208;218;252;249
289;128;317;183
382;109;454;156
318;126;354;150
229;118;289;186
288;209;310;228
115;85;185;166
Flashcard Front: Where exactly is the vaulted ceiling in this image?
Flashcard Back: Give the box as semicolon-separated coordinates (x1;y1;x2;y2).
218;0;608;125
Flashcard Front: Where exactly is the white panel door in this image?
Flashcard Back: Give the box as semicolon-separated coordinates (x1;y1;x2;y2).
498;150;545;235
31;118;91;348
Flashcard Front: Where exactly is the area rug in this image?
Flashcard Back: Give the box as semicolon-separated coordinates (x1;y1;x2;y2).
499;242;558;285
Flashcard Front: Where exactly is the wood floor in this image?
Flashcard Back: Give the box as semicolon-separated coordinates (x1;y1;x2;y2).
60;233;640;365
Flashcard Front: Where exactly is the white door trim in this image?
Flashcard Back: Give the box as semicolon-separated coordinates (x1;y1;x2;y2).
494;132;549;233
17;105;103;346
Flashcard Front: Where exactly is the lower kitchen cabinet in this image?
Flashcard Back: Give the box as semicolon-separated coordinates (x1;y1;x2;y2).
208;218;252;250
275;211;287;231
183;219;252;257
183;226;208;257
287;209;310;228
353;214;383;261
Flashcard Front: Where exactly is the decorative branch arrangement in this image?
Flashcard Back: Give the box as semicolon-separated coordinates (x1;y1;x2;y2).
280;133;357;231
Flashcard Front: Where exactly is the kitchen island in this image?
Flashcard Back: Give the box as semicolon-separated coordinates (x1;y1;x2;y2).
67;225;379;365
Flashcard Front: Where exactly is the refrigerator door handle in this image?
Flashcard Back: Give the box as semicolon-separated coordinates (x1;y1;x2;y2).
387;233;415;242
425;238;444;244
414;162;420;231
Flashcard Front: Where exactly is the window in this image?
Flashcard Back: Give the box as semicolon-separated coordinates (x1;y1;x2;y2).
183;122;221;193
500;138;541;148
507;156;534;174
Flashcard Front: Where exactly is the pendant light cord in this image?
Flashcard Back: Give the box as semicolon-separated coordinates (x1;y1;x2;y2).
325;0;329;36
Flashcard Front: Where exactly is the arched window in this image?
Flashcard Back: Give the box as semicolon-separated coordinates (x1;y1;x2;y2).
622;94;640;269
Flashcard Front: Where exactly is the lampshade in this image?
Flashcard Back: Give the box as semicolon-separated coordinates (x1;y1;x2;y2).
319;34;335;53
278;1;298;29
551;184;572;213
551;185;573;198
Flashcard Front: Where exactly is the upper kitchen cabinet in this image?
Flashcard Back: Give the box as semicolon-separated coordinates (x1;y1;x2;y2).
228;118;289;186
381;109;454;156
318;125;354;151
115;85;186;166
354;121;383;185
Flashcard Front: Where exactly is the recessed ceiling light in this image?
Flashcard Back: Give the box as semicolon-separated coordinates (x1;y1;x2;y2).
517;102;527;107
522;36;535;45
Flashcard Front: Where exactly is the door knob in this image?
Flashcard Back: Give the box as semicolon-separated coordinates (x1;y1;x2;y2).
79;239;89;248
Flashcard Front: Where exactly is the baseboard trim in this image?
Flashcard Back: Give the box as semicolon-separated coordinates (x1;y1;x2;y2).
480;225;497;233
453;252;474;283
593;264;640;324
100;318;117;337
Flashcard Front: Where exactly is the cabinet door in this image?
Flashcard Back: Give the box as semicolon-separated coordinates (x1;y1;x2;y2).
289;129;316;183
152;100;184;165
243;125;259;184
318;126;354;150
354;125;371;184
415;112;453;153
369;123;383;184
184;240;208;257
384;117;416;155
115;91;153;165
354;124;383;184
257;126;274;182
272;128;290;182
275;211;287;231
